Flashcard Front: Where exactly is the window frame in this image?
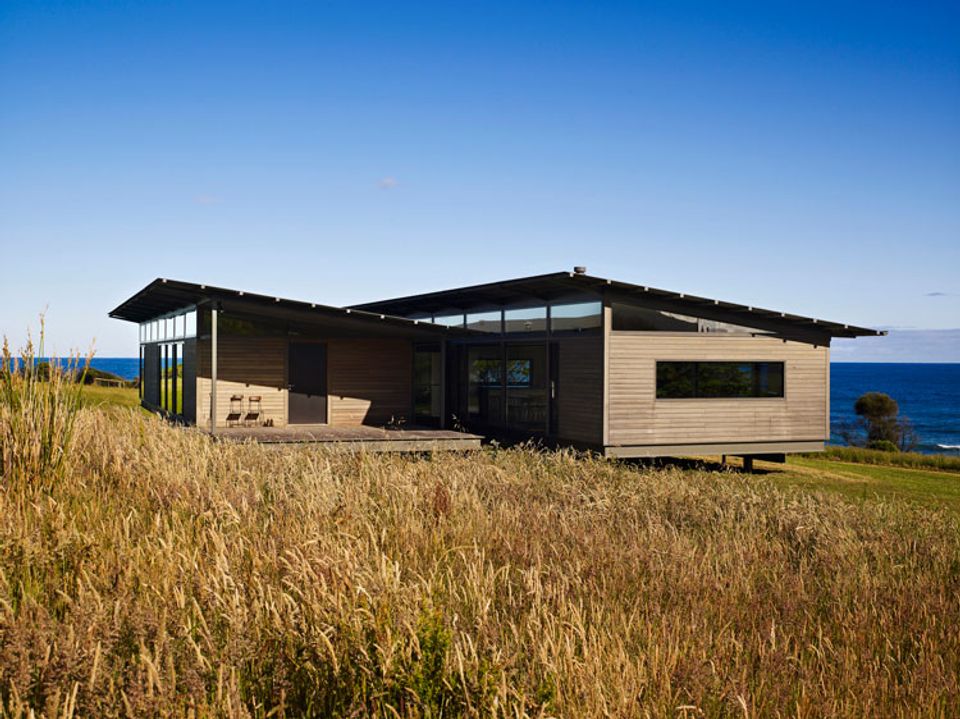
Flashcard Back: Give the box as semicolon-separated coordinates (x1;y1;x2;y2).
654;360;786;401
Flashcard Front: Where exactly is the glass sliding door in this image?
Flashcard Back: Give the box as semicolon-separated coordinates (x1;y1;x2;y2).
158;341;185;416
413;343;442;426
464;342;549;434
467;345;505;427
505;343;547;433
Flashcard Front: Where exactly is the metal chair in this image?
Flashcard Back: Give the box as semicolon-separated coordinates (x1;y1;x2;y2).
226;394;243;426
244;396;263;427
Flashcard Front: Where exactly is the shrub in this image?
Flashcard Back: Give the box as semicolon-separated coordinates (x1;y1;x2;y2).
866;439;899;452
840;391;918;451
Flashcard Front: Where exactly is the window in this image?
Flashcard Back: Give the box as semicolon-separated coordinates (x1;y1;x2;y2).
470;358;503;386
468;346;505;425
611;304;699;332
466;310;502;333
506;359;532;386
158;342;185;415
504;306;547;333
413;344;442;425
612;304;771;334
550;301;601;332
505;344;546;432
656;361;784;399
433;314;464;328
184;310;197;338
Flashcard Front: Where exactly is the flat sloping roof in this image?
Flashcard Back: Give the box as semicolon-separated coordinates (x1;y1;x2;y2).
350;270;886;339
110;272;886;341
108;278;456;338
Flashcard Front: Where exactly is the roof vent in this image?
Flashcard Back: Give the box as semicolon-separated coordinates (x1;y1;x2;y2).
573;266;587;275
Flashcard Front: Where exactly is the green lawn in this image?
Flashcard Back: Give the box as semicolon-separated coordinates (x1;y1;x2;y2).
78;384;141;410
772;455;960;512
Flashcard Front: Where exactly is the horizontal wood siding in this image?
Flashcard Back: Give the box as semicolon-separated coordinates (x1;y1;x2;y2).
196;336;288;428
607;333;828;446
556;337;603;445
328;339;412;425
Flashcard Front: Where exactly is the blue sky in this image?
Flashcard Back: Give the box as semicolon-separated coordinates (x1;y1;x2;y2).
1;0;957;357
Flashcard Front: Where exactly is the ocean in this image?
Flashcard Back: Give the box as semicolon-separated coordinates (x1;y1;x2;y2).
87;357;141;381
86;358;960;454
830;363;960;453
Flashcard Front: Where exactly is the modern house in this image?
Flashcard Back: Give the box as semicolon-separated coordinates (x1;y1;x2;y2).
109;269;884;458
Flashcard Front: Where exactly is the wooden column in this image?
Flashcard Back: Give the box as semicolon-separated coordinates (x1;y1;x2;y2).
210;308;218;434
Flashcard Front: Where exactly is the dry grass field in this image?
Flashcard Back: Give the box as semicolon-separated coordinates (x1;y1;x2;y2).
2;355;960;717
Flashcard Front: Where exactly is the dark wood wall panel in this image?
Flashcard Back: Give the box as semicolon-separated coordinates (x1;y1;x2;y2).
141;343;160;409
328;339;412;426
556;337;603;445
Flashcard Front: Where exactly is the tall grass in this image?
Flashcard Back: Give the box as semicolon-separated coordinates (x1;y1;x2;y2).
1;384;959;715
820;445;960;472
0;323;90;490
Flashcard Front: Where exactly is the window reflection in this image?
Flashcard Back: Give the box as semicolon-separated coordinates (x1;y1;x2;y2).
468;346;504;425
504;307;547;333
466;311;502;333
506;344;547;432
656;362;784;399
433;314;464;328
550;302;601;332
413;344;442;426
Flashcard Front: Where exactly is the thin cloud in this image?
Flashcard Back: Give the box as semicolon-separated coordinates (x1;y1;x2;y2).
377;177;398;190
193;194;222;205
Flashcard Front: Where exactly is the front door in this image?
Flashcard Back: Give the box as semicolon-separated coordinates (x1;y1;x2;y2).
288;342;327;424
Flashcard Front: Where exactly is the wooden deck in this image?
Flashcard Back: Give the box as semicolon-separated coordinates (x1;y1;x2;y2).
213;424;484;452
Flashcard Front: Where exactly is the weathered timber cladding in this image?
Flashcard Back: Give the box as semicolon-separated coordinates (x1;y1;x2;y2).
556;336;603;445
607;333;829;446
197;336;288;428
327;339;412;425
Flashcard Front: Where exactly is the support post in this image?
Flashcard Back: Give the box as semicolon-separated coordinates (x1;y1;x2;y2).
210;307;218;434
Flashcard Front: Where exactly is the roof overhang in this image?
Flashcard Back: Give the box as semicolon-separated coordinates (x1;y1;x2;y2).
350;271;887;341
110;272;887;344
109;278;461;339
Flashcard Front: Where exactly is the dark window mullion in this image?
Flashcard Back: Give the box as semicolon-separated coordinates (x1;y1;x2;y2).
172;344;178;415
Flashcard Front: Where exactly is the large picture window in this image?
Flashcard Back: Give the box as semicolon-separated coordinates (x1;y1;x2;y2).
656;361;784;399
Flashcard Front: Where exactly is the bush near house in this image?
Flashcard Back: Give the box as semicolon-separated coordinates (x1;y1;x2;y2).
839;391;919;451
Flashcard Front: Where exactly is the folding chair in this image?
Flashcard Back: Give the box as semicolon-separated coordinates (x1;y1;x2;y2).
244;396;263;427
226;394;243;426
